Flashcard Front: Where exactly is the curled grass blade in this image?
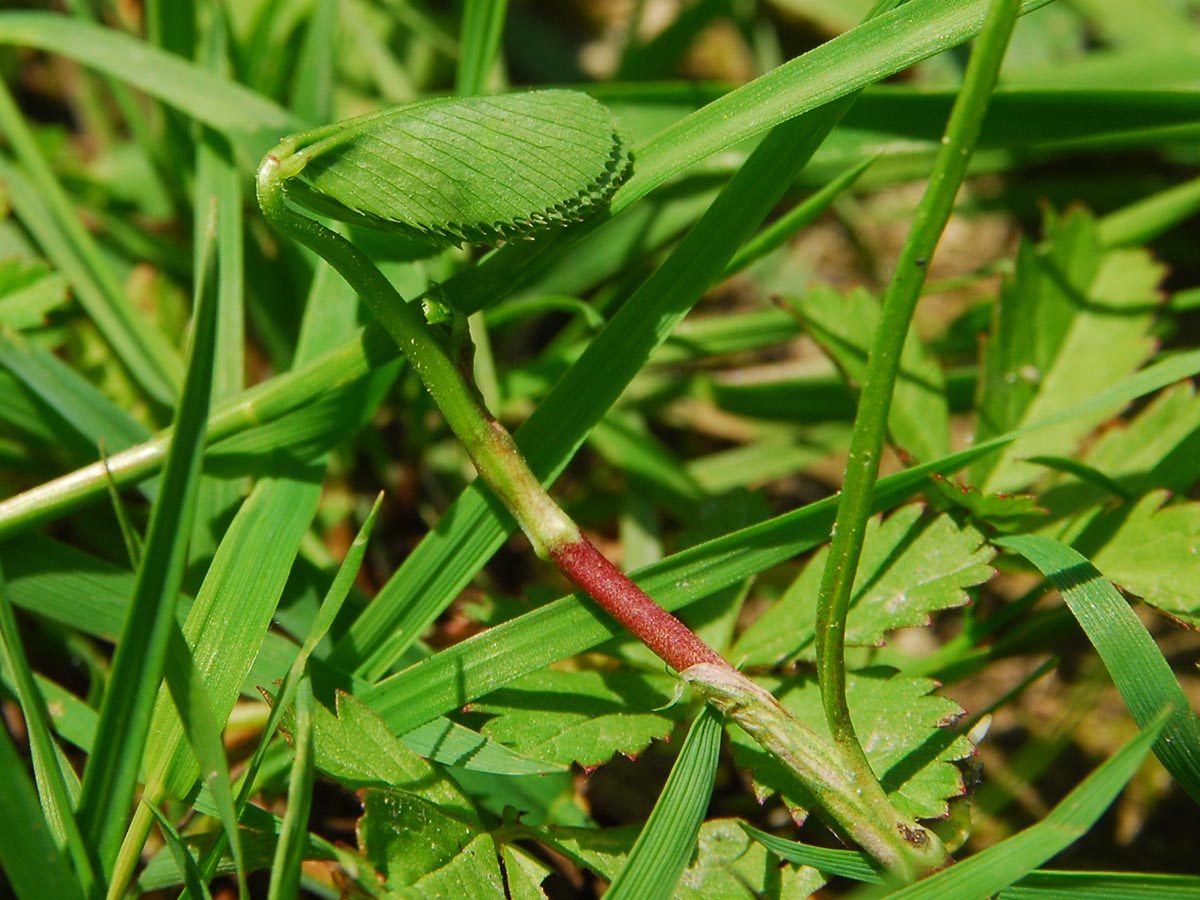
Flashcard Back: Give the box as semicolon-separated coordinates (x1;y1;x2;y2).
603;707;722;900
997;534;1200;803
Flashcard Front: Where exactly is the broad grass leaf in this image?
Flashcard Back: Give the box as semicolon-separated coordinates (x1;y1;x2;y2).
783;285;949;463
972;209;1162;493
733;507;994;667
729;669;973;821
289;91;631;248
474;669;682;768
674;819;826;900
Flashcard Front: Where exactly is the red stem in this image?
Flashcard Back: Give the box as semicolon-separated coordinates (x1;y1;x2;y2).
549;535;734;673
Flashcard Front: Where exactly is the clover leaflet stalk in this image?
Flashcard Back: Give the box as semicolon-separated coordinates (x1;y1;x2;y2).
256;94;948;879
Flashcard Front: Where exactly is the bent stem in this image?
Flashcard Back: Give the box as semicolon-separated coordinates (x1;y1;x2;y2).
257;140;947;880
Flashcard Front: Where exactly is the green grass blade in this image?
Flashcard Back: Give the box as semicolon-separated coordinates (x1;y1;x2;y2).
0;722;86;900
0;12;305;165
456;0;508;96
0;154;180;408
160;627;248;899
190;14;247;566
75;198;219;878
0;329;153;470
1000;870;1200;899
113;473;323;896
996;534;1200;803
603;706;722;900
740;823;882;883
1097;173;1200;248
145;804;214;900
0;565;97;896
267;676;315;900
874;710;1169;900
290;0;337;121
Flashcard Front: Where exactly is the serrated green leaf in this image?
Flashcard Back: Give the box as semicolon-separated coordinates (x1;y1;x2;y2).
1080;491;1200;627
784;285;949;463
501;845;552;900
925;474;1046;533
358;793;503;899
288;91;631;248
474;669;681;768
297;690;481;825
972;209;1161;493
734;507;994;667
729;669;972;821
675;819;827;900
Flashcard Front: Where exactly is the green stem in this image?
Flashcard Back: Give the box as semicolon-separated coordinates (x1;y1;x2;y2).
684;664;947;882
813;0;1022;773
256;150;577;559
256;109;946;879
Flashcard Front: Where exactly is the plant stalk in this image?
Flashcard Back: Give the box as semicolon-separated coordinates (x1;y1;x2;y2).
258;144;949;879
813;0;1022;778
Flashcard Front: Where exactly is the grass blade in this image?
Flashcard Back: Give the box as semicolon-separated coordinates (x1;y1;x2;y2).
0;722;86;900
75;195;219;878
603;706;722;900
873;710;1169;900
997;534;1200;803
456;0;508;96
267;676;315;900
0;565;97;896
0;12;304;164
740;823;882;883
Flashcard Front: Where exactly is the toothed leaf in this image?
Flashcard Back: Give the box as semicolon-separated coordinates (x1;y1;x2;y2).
733;507;994;667
290;90;631;248
728;670;973;822
474;669;681;768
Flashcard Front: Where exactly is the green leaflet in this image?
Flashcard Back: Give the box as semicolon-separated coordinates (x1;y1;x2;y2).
279;90;632;247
